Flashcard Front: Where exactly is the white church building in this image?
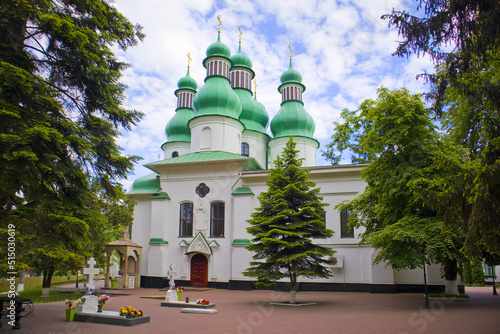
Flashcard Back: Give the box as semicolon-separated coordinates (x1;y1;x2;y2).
127;28;452;293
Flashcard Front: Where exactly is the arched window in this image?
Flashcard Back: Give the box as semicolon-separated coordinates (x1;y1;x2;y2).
179;202;193;237
201;127;212;149
241;142;249;157
210;202;225;237
172;151;179;157
340;209;354;238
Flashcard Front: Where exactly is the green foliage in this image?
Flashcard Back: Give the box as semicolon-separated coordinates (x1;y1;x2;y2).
244;138;335;292
330;88;464;278
461;260;486;286
384;0;500;255
0;0;143;283
323;87;434;165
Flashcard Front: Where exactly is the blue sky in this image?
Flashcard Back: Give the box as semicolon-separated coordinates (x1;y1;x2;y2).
111;0;435;191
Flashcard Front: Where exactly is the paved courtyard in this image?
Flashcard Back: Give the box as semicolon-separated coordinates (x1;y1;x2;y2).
2;286;499;334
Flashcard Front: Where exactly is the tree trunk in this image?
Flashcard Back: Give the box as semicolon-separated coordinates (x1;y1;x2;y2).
445;280;459;295
42;269;54;294
289;273;297;304
17;268;26;292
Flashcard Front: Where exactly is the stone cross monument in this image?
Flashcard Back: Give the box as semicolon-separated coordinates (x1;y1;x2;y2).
83;257;100;295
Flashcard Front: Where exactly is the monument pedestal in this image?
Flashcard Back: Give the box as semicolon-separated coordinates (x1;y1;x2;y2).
160;301;215;309
165;290;178;302
74;310;150;326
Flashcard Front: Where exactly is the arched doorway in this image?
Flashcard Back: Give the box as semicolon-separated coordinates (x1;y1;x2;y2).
190;254;208;287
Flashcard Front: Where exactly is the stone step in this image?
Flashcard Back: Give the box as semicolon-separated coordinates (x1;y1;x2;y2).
181;308;218;315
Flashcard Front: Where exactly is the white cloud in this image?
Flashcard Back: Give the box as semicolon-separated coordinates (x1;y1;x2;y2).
111;0;434;184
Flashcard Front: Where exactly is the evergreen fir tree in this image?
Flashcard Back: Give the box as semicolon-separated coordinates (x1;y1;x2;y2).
244;138;335;303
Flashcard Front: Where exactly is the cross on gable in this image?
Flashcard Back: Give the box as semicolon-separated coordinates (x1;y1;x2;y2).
82;257;100;294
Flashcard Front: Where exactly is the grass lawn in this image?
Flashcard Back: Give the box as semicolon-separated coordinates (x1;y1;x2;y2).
19;285;85;304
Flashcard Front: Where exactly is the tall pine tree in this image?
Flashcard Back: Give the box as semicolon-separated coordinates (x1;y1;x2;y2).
244;138;335;303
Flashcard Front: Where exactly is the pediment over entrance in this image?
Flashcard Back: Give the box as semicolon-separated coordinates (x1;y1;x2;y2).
184;232;219;256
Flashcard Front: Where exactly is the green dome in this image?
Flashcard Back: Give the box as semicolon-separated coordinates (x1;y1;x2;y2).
128;173;161;194
176;68;197;92
231;43;253;70
270;101;315;139
235;89;269;134
205;32;231;63
279;60;305;92
192;76;242;120
165;108;195;142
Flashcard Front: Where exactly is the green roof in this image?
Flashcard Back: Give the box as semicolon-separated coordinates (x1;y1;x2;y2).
175;67;198;92
279;60;305;92
231;43;254;75
232;238;251;245
192;75;242;120
128;173;161;195
149;192;170;200
149;238;168;245
270;101;316;140
231;187;254;195
235;89;269;135
165;108;195;142
145;151;263;170
204;32;231;63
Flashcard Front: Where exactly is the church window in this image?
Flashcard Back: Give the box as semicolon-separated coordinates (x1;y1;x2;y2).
340;208;354;238
179;202;193;237
201;127;212;149
172;151;179;157
210;202;224;237
241;142;249;157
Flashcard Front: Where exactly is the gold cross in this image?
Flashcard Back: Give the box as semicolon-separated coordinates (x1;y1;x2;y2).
238;26;242;43
254;79;257;95
217;15;222;33
289;44;292;60
187;52;192;68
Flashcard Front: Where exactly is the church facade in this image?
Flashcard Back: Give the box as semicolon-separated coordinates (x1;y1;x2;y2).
127;28;448;293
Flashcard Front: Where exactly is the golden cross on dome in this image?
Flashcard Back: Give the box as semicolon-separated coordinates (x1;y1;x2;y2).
238;26;242;43
217;15;222;33
187;52;192;68
289;44;292;60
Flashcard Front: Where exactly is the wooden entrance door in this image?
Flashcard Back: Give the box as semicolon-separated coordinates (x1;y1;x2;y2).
190;254;208;287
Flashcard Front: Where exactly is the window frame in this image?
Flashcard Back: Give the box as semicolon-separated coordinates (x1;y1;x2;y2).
179;202;193;237
210;201;225;237
340;208;354;238
241;142;249;157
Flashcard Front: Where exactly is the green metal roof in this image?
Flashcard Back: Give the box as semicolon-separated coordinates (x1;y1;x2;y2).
175;67;198;92
145;151;263;170
128;173;161;194
278;60;305;92
165;107;195;142
149;192;170;200
235;89;269;135
231;187;254;195
192;76;242;120
149;238;168;245
232;238;251;245
270;100;316;139
204;32;231;62
231;43;254;75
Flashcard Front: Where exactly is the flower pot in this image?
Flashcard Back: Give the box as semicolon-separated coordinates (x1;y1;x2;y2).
177;292;182;301
98;305;103;312
66;308;75;322
111;281;116;288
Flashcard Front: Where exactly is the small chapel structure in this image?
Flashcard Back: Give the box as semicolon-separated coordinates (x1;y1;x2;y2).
127;22;451;293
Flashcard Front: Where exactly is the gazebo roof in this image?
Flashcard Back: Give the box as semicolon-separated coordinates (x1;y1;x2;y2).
105;230;143;254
